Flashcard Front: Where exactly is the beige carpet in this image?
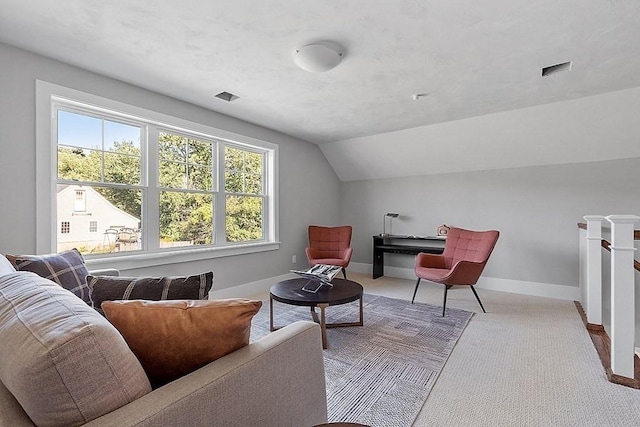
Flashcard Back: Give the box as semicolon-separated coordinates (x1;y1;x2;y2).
351;272;640;426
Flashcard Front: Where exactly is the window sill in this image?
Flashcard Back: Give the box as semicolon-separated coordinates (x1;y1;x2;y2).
84;241;280;272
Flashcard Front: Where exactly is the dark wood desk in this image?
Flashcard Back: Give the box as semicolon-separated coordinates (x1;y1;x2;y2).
372;235;445;279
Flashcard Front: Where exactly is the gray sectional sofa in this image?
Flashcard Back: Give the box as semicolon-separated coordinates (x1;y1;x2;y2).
0;270;328;427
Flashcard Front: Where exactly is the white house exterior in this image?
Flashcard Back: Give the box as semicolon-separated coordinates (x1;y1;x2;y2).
57;185;140;253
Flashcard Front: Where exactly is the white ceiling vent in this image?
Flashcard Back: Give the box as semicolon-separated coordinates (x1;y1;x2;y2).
215;91;239;102
542;61;572;77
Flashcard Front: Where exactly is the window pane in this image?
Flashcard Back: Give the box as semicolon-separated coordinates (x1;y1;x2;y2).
245;151;263;174
226;195;263;242
58;110;102;150
159;160;187;188
57;184;142;255
57;147;101;181
104;120;140;152
224;170;242;193
225;146;242;172
224;146;264;195
188;139;212;166
159;133;215;191
159;132;187;163
188;165;212;191
104;152;141;185
160;191;213;246
245;173;262;195
58;111;142;186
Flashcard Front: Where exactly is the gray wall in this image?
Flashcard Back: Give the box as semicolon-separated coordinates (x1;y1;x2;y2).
3;39;640;295
341;157;640;288
0;42;341;289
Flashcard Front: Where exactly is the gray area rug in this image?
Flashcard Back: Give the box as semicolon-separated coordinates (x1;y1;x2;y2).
251;294;473;426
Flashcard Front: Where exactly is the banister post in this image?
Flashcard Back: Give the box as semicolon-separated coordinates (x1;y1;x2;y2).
606;214;640;379
583;215;605;327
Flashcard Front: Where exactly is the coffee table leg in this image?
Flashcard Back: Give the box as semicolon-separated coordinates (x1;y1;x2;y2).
358;295;364;326
318;303;329;349
269;295;275;332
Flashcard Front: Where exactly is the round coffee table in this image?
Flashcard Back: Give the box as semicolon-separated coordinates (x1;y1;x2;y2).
270;278;364;349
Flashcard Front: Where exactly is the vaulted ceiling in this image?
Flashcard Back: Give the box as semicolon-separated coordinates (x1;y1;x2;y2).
1;0;640;149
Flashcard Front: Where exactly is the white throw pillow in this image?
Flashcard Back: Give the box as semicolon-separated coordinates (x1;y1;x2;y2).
0;255;16;277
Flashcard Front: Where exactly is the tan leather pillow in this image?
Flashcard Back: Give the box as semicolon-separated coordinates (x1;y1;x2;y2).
102;299;262;388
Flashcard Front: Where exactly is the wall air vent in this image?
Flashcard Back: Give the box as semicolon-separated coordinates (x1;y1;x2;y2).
542;61;572;77
215;91;239;102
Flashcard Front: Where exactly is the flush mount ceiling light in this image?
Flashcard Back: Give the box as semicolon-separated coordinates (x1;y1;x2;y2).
294;42;343;73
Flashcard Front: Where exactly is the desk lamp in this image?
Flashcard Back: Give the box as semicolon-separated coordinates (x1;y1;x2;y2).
381;213;399;236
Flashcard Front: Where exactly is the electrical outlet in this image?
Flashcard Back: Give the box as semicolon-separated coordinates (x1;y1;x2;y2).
292;255;297;264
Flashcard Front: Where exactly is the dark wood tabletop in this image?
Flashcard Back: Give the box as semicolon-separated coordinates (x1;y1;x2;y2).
270;277;363;307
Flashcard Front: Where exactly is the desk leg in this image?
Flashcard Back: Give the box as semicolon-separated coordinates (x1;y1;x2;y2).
373;247;384;279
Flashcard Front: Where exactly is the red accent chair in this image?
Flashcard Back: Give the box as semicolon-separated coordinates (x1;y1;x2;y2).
412;227;499;316
305;225;353;279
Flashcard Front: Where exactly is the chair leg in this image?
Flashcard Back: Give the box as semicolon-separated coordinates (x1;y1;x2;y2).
442;285;452;317
411;278;421;303
342;268;347;280
469;286;486;313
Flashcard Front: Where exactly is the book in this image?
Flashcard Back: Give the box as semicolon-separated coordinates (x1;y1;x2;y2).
291;264;342;285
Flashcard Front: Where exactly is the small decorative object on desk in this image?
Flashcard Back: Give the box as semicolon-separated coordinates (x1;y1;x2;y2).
291;264;342;293
437;224;451;237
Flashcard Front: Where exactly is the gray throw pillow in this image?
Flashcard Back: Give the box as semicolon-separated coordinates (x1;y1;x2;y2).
0;272;151;426
6;248;91;304
87;272;214;315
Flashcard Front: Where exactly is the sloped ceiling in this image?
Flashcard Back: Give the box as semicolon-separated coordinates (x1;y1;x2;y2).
1;0;640;179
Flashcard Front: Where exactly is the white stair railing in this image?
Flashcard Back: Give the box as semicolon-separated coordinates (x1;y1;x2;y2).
607;215;639;379
582;215;604;327
579;214;639;385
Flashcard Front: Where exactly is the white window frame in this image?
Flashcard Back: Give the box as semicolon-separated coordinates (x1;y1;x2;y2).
36;81;279;270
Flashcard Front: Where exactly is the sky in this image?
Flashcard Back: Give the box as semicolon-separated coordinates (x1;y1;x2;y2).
57;110;140;150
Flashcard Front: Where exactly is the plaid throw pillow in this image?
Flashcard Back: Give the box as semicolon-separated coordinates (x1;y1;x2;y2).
6;249;91;304
87;272;214;316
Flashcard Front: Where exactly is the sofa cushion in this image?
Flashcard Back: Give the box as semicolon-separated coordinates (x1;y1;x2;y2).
102;299;262;388
0;272;151;427
6;248;91;304
0;256;15;277
87;272;213;315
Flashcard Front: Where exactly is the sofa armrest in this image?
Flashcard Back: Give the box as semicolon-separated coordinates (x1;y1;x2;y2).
88;268;120;277
86;321;328;427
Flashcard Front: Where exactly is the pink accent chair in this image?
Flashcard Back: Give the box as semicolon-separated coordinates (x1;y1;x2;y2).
306;225;353;279
412;227;499;316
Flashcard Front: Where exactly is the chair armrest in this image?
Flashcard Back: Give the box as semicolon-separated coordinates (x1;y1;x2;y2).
339;247;353;262
416;252;446;269
306;247;322;261
85;321;328;427
444;260;487;285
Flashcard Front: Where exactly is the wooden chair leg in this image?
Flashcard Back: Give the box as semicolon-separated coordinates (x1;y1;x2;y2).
411;278;421;303
442;285;452;316
469;286;486;313
342;267;347;280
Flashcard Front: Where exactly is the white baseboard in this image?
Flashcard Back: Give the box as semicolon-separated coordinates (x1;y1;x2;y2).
349;262;580;301
210;263;580;302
